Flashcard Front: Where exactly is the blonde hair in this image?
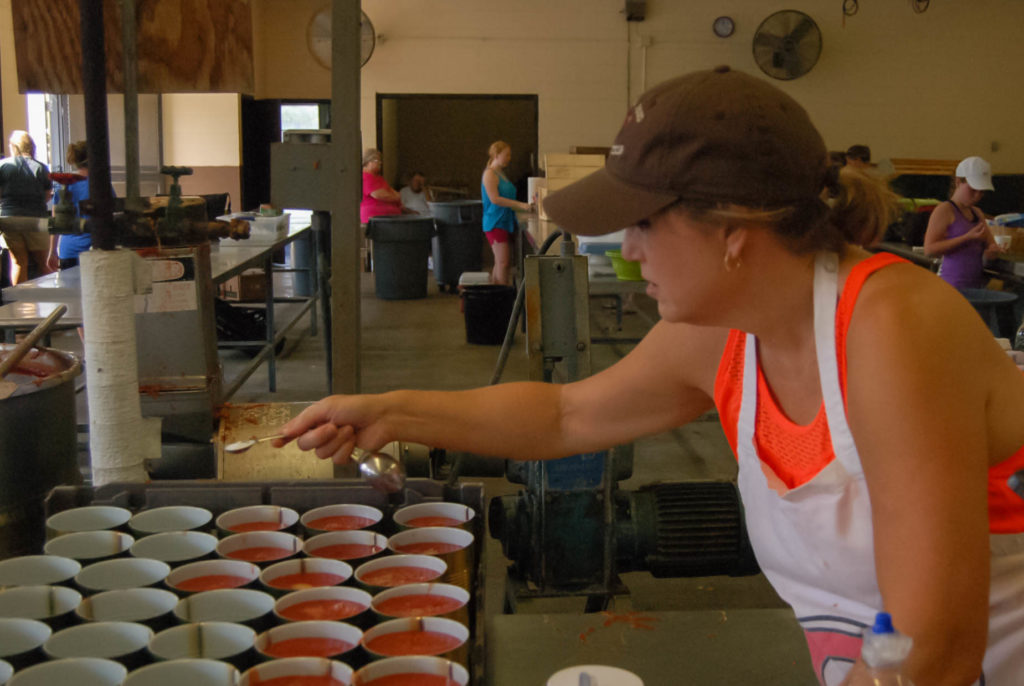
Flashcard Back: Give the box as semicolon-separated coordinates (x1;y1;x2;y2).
673;165;898;253
8;130;35;157
67;140;88;169
828;167;898;247
487;140;509;164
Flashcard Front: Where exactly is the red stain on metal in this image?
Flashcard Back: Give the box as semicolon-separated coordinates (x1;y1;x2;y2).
599;611;658;631
137;385;163;399
579;612;658;644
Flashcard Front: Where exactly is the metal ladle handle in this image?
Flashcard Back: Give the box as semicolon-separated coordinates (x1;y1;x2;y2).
0;304;68;379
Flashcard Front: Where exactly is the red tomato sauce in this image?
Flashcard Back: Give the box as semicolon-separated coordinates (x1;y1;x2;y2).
374;593;464;617
229;521;285;533
365;630;462;656
307;515;376;531
262;637;354;658
267;572;345;590
248;677;347;686
175;574;252;591
393;542;462;555
361;566;442;587
278;598;367;621
309;543;381;560
359;676;457;686
227;546;293;562
405;516;464;528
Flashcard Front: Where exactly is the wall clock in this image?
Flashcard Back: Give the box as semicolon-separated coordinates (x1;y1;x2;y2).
307;6;376;69
713;16;735;38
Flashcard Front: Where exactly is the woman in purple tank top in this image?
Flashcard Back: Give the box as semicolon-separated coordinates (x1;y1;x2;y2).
923;156;1004;289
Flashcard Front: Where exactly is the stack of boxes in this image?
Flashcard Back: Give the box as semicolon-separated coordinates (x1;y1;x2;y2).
537;153;605;221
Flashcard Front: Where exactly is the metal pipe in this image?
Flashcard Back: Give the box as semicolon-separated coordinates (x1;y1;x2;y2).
120;0;142;210
79;0;115;250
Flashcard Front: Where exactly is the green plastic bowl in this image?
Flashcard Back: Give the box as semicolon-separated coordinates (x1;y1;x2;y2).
605;249;643;281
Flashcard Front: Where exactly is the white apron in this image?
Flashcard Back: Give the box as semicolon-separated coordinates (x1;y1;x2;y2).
734;252;1024;685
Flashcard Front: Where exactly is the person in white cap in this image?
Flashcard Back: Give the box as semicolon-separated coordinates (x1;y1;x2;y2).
278;69;1024;685
923;156;1005;289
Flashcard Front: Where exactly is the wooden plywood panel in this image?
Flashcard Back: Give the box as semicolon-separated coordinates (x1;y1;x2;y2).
12;0;253;94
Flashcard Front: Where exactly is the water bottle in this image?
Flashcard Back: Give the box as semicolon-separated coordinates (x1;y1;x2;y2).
860;612;914;685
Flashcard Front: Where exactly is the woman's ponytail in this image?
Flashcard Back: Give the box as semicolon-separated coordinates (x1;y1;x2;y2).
826;166;899;247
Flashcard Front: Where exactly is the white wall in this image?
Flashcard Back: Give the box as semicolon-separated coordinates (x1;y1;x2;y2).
255;0;1024;172
161;93;241;166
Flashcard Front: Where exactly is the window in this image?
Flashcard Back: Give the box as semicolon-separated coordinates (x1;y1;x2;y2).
280;104;320;136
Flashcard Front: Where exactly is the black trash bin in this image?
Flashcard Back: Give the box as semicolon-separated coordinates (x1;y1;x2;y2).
429;200;484;293
366;216;435;300
461;284;516;345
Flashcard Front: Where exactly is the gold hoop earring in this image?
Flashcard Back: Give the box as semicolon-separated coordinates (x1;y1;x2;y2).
723;253;742;272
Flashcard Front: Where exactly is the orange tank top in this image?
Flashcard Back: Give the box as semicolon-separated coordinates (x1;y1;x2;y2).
713;252;1024;533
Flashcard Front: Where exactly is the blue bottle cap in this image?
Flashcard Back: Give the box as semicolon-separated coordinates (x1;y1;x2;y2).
872;611;895;634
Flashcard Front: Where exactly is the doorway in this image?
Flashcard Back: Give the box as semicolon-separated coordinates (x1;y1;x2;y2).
376;94;538;202
240;97;331;211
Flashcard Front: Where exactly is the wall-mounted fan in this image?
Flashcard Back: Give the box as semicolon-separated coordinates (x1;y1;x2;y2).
307;7;376;70
752;10;822;81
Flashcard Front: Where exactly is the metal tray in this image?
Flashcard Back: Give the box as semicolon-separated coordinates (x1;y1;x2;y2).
45;478;487;683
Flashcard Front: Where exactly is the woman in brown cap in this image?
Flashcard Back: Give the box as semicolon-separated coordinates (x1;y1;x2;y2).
278;68;1024;685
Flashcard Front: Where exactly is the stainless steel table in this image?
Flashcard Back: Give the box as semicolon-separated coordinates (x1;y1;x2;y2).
0;213;322;399
486;608;816;685
0;301;83;343
210;216;324;398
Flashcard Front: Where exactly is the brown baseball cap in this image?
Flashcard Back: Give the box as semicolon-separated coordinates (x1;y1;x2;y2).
542;66;828;236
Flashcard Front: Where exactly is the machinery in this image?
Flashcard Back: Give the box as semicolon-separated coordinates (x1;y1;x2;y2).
410;235;758;610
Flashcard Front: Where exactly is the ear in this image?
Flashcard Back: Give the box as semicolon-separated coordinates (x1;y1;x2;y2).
722;223;749;260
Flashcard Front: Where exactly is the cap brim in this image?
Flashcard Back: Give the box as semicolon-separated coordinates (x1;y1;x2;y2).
541;167;678;236
967;176;994;192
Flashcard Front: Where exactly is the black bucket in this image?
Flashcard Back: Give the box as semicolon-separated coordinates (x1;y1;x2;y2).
367;216;435;300
461;285;516;345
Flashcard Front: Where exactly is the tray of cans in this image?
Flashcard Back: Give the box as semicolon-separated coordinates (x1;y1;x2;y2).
0;478;484;685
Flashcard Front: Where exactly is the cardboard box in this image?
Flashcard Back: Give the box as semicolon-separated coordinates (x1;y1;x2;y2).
218;269;266;302
544;154;603;179
539;153;606;222
217;212;291;241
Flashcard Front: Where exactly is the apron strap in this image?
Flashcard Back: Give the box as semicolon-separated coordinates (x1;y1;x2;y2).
813;252;863;476
738;334;758;457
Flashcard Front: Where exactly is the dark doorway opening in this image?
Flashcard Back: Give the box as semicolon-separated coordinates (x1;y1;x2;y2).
376;94;538;203
240;97;330;211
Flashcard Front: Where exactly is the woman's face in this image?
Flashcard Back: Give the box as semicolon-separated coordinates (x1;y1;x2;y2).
963;183;985;206
364;157;381;174
621;208;729;324
497;148;512;167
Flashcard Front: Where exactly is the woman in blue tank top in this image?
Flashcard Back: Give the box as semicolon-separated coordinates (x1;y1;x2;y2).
481;141;532;285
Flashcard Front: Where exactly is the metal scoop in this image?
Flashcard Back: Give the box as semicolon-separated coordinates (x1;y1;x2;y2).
223;434;406;493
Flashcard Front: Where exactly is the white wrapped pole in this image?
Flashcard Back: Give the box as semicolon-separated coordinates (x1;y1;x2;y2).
80;249;160;486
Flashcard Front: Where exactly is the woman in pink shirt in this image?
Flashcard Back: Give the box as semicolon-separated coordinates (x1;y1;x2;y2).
360;149;404;223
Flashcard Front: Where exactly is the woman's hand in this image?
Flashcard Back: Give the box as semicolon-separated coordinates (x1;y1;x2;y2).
965;221;988;242
274;394;389;464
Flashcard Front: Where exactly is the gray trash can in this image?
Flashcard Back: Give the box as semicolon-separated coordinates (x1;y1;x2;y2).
366;216;435;299
429;201;484;293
